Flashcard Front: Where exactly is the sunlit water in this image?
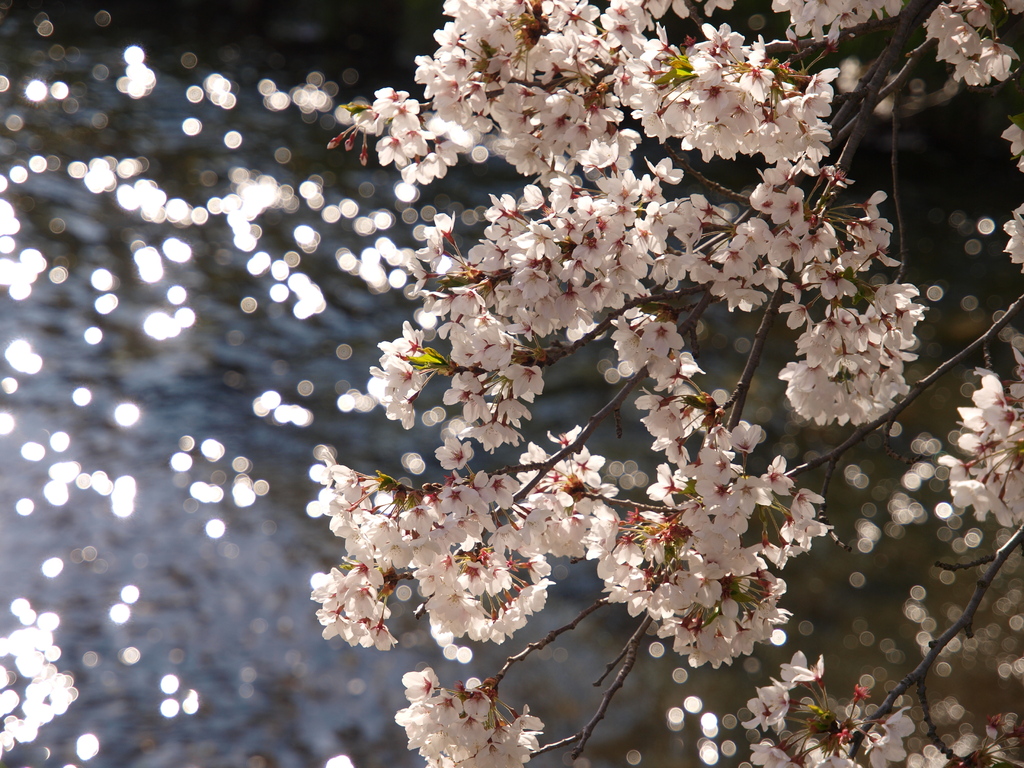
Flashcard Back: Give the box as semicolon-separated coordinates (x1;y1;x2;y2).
0;8;448;767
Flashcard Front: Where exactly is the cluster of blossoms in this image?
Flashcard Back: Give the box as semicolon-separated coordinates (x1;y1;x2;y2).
396;668;543;768
925;0;1020;86
312;460;550;646
939;205;1024;528
312;418;828;667
770;0;901;37
756;167;926;425
940;359;1024;528
745;652;915;768
621;25;839;165
746;653;1024;768
311;0;1024;765
333;0;852;180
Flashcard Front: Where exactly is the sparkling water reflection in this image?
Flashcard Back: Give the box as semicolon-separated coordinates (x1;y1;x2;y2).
0;6;438;767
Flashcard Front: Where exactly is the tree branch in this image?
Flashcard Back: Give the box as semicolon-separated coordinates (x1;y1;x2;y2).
493;598;609;685
667;145;749;205
835;0;943;170
572;615;653;759
848;523;1024;757
891;89;909;284
816;456;854;551
917;677;958;760
764;15;901;59
879;37;938;105
531;615;654;760
678;0;707;26
512;290;713;501
512;365;651;502
725;281;788;429
787;291;1024;479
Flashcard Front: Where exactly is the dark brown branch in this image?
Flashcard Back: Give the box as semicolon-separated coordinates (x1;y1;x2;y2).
879;37;938;105
917;678;958;760
764;15;901;59
891;89;909;284
836;0;943;170
725;282;789;429
829;57;889;139
531;614;654;759
935;552;997;571
678;0;707;26
817;456;853;551
592;614;648;687
571;615;653;759
678;289;715;337
667;145;749;204
882;413;920;465
512;365;650;502
493;598;609;685
787;291;1024;479
848;523;1024;757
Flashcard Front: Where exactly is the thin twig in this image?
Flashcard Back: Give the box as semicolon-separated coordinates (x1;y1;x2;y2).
493;598;609;685
891;89;908;284
593;614;653;687
725;282;789;429
788;291;1024;479
531;733;582;757
579;490;682;513
678;0;707;26
816;456;853;550
512;366;650;502
667;145;749;204
678;289;715;337
540;285;706;367
571;616;654;760
917;678;958;760
764;15;901;58
882;413;919;465
935;552;997;571
848;523;1024;757
499;290;716;483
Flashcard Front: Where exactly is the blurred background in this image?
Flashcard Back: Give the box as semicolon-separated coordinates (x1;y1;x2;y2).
0;1;1022;767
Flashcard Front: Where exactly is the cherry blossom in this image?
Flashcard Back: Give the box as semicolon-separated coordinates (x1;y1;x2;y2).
313;0;1024;765
396;669;543;768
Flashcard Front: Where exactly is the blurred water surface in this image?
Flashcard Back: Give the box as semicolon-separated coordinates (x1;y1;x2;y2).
0;5;449;766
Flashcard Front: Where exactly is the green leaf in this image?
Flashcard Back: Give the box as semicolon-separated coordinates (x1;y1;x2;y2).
1009;112;1024;131
375;470;401;491
438;274;472;289
655;55;699;86
407;347;450;370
